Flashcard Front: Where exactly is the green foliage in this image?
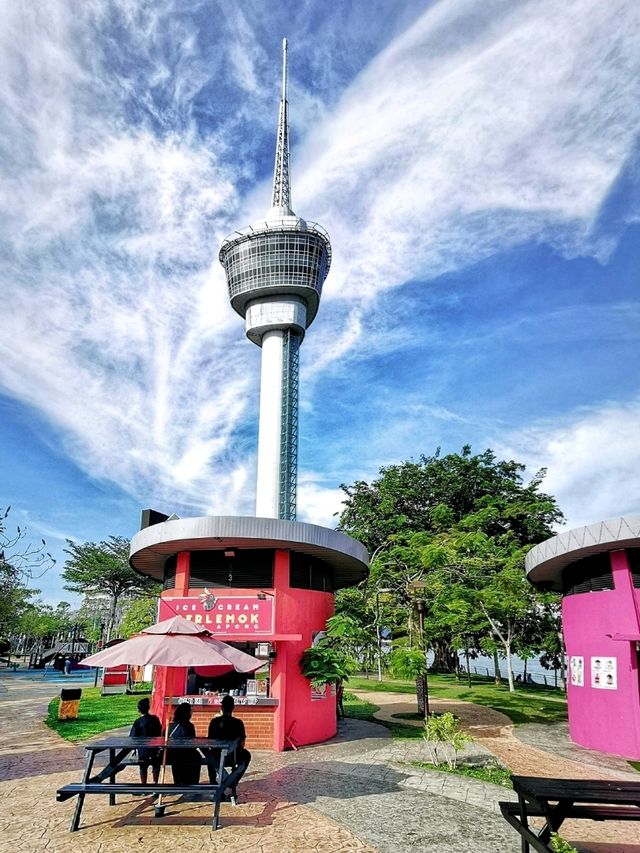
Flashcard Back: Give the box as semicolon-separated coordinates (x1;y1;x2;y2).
337;447;564;679
17;600;73;640
299;609;362;687
411;760;512;787
338;447;562;552
423;711;472;769
341;692;425;739
390;646;426;679
62;536;158;640
299;644;353;688
119;597;158;638
347;674;568;726
0;506;57;635
550;834;579;853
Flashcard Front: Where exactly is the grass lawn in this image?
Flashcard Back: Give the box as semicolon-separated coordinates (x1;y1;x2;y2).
343;692;424;739
46;688;151;742
347;673;567;726
411;760;513;788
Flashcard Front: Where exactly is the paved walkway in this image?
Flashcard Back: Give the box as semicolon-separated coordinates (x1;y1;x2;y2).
354;689;640;851
0;677;520;852
0;678;638;853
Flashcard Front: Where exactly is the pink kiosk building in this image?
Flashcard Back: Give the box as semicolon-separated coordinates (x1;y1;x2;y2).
128;43;369;751
130;517;367;750
526;515;640;759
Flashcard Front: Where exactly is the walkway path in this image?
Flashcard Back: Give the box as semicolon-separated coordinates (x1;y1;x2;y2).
353;689;640;851
0;676;520;853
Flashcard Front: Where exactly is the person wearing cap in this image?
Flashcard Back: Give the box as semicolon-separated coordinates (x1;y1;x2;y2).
129;697;162;784
207;695;251;800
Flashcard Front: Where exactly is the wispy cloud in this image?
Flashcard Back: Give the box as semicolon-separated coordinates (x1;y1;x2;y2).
0;0;639;524
292;0;640;368
496;397;640;529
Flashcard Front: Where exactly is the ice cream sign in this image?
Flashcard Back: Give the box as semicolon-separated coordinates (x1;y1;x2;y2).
160;594;274;635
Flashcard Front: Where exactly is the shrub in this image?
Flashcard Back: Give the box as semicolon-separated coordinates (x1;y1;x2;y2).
299;644;354;689
550;834;578;853
423;711;472;769
390;647;427;679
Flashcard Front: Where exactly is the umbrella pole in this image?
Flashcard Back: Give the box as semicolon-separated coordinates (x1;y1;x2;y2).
154;667;173;816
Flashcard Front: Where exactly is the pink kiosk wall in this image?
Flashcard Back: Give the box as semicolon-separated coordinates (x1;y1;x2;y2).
526;517;640;760
131;516;369;752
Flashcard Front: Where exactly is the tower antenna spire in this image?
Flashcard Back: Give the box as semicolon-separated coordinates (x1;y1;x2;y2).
272;37;291;211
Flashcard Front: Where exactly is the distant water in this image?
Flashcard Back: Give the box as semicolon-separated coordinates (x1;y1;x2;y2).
456;652;563;685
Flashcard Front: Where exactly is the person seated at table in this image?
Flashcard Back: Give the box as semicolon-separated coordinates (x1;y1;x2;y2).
166;702;201;785
129;697;162;784
207;695;251;799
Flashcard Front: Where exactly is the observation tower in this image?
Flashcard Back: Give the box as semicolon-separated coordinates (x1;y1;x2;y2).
219;38;331;521
129;40;367;753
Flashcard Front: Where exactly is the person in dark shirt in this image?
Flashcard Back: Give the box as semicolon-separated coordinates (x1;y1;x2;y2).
129;697;162;784
207;695;251;799
166;702;201;785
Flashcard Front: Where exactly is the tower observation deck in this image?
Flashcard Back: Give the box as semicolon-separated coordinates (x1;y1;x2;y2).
219;39;331;521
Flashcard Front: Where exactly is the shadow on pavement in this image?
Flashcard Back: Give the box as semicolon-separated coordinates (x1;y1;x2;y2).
0;746;83;781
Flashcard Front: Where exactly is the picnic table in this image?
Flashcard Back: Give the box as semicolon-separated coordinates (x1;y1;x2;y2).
56;735;242;832
500;774;640;853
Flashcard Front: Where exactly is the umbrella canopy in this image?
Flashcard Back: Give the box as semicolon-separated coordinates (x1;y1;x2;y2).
81;615;262;672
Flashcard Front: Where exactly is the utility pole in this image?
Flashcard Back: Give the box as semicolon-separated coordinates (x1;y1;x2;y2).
375;588;391;681
415;599;430;717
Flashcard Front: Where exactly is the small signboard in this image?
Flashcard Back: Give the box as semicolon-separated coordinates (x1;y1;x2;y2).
159;595;274;636
591;656;617;690
569;656;584;687
311;684;327;701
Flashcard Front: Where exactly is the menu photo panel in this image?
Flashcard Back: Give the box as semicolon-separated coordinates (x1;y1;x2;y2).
590;656;617;690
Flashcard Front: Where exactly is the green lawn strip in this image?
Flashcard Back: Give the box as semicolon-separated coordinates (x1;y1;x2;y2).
343;692;424;739
46;688;150;742
628;761;640;773
410;760;512;788
348;674;567;726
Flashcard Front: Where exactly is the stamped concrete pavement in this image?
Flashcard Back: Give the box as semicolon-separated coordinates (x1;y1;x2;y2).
0;676;522;853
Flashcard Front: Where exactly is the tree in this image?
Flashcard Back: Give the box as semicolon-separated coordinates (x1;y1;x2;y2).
120;596;158;638
62;536;158;642
338;447;562;552
0;506;56;639
338;448;564;676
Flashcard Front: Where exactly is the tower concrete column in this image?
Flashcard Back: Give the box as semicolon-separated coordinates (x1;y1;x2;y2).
256;330;284;517
219;39;331;521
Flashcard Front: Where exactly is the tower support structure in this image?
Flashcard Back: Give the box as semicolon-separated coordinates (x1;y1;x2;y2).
219;39;331;520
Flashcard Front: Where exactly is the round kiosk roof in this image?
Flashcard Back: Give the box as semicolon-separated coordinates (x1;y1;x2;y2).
525;514;640;590
130;516;369;590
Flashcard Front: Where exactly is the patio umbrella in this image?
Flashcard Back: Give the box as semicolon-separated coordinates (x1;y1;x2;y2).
82;615;262;671
81;615;262;802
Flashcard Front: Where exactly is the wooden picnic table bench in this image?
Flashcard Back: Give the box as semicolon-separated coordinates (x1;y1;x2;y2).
56;735;242;831
500;774;640;853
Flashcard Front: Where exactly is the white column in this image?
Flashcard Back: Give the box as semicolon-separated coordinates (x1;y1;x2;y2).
256;329;284;517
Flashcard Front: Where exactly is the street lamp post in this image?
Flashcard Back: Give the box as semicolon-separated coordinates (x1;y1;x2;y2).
375;588;391;682
415;599;430;717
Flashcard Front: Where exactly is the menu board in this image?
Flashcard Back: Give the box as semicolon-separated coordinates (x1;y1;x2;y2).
569;656;584;687
591;656;617;690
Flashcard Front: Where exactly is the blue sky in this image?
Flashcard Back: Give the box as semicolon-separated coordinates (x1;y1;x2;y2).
1;0;639;604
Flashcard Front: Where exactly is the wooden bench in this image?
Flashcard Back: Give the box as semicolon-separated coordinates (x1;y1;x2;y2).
501;775;640;853
56;735;242;831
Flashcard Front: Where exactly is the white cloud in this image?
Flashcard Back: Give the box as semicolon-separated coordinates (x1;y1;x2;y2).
297;474;344;528
292;0;640;333
0;0;639;523
496;398;640;529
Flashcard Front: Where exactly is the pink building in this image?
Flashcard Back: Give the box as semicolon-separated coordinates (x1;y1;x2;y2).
130;515;368;751
526;515;640;759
